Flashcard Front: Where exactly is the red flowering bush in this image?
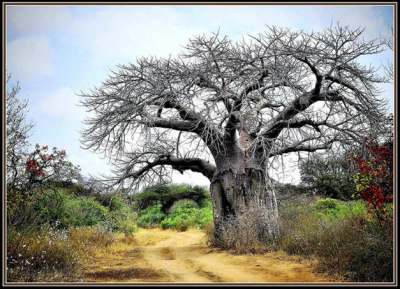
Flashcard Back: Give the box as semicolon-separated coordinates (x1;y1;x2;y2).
8;144;80;227
25;144;69;181
349;137;393;225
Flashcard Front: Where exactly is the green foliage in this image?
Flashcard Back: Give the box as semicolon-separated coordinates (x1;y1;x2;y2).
109;197;124;212
135;194;213;231
94;193;126;211
48;180;92;197
314;198;340;210
277;197;393;282
137;204;167;228
7;144;82;229
34;191;110;229
134;191;160;211
107;200;137;235
159;200;213;231
32;189;137;234
312;198;351;218
300;153;356;200
134;183;211;213
273;182;310;205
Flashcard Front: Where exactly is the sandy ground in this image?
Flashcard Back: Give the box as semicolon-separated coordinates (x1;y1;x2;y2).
83;228;335;284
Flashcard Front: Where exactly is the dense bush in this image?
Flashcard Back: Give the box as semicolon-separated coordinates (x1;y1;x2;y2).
134;184;211;213
159;200;213;231
7;145;81;229
137;204;167;228
300;153;355;200
349;136;393;224
277;197;393;282
6;76;138;282
312;198;352;218
33;189;137;234
273;182;310;206
108;204;138;236
136;196;213;231
206;194;393;282
94;193;125;211
6;185;136;282
209;205;274;254
7;226;115;282
34;191;110;229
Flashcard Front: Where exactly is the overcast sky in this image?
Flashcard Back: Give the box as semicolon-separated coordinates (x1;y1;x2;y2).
5;4;394;187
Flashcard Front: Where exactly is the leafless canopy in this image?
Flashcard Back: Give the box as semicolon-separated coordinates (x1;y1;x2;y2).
80;24;388;191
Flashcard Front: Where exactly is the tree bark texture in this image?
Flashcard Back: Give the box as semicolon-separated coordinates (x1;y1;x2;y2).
210;132;279;241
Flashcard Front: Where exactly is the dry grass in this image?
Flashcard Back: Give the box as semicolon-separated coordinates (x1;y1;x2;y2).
208;208;275;254
203;221;215;244
7;226;116;282
204;197;393;282
276;198;394;282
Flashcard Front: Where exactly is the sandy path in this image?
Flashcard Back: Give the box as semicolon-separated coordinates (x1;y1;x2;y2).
84;228;333;283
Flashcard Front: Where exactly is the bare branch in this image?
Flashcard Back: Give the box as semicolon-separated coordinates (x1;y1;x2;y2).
79;24;389;190
270;138;336;157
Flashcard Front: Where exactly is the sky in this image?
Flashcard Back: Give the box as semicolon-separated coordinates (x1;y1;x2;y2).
5;4;395;188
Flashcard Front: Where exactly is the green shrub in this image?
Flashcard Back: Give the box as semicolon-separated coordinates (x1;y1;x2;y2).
133;191;160;211
33;190;138;232
277;197;393;282
34;191;110;229
299;153;356;200
134;183;211;213
109;197;124;212
158;200;213;230
108;204;138;235
312;198;351;218
137;204;167;228
168;199;199;213
133;185;213;231
314;198;340;210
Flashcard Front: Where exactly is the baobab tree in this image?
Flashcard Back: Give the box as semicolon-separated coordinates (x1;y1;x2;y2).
80;25;387;240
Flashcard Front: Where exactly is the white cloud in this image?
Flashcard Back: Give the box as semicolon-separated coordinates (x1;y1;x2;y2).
171;171;210;187
7;5;72;34
67;148;113;178
7;36;55;81
60;5;391;72
7;5;393;185
32;86;85;122
67;6;196;62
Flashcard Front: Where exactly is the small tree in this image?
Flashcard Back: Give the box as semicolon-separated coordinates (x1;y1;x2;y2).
6;74;35;193
7;144;81;227
134;184;210;213
300;151;356;200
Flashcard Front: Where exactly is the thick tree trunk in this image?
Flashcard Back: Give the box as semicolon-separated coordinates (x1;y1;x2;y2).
210;133;279;241
210;167;279;241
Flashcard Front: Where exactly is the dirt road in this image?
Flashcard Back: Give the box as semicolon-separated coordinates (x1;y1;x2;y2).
83;228;334;283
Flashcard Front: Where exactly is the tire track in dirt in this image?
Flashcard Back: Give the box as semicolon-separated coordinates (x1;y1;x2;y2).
85;229;334;283
140;229;331;283
142;232;213;282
